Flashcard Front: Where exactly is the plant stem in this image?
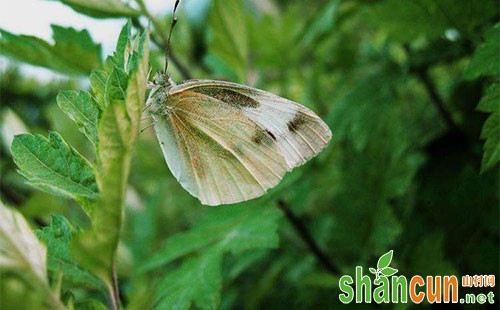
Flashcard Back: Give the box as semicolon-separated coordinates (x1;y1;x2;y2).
110;264;120;310
45;286;66;310
405;45;462;133
415;68;461;132
277;199;339;275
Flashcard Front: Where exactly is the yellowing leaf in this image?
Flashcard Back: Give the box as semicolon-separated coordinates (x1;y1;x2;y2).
0;201;47;284
72;26;149;291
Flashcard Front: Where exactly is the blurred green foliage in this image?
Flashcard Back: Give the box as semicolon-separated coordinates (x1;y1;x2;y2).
0;0;498;309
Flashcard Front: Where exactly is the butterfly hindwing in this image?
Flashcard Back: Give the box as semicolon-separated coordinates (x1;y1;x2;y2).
170;80;332;170
152;89;287;205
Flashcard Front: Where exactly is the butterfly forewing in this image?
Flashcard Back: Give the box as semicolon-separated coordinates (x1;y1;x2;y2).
152;89;288;205
169;80;333;170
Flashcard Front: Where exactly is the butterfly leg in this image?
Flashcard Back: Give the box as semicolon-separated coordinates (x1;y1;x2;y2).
142;102;152;112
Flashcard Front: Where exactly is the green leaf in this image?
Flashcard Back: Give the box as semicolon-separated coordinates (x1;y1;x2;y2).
106;20;132;71
11;132;99;205
477;83;499;113
369;267;377;274
480;115;499;173
155;248;223;310
139;205;282;273
0;26;102;76
90;70;108;109
72;25;149;290
377;250;393;269
478;84;499;173
466;24;500;172
148;205;282;310
207;0;248;82
105;67;129;104
57;91;100;147
380;267;398;277
47;0;140;18
464;24;500;80
36;216;105;293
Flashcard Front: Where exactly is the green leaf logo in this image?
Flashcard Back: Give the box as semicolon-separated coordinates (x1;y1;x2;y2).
380;267;398;277
377;250;393;269
371;250;398;280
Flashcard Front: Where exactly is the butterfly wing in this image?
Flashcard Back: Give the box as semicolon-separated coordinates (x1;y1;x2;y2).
170;80;332;170
152;89;288;206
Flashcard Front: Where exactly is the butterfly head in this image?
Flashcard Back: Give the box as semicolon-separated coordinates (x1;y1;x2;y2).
147;72;176;115
153;71;176;87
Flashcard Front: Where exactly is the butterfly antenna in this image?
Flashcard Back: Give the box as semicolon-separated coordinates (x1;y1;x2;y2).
164;0;181;73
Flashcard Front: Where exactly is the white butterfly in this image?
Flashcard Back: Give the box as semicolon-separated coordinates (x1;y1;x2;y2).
146;73;332;206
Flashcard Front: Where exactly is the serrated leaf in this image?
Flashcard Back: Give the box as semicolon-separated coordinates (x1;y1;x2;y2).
464;24;500;80
47;0;140;18
477;82;500;172
146;205;281;310
51;25;103;73
466;24;500;172
377;250;393;269
480;111;499;173
11;132;99;205
90;70;108;109
36;216;105;293
207;0;248;82
380;267;398;277
106;20;133;71
477;83;499;113
139;205;282;273
72;26;149;289
0;26;101;76
105;67;129;104
57;91;100;147
155;248;223;310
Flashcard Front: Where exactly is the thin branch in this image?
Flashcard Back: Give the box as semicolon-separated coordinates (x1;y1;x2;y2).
405;45;462;133
414;68;460;132
277;199;340;275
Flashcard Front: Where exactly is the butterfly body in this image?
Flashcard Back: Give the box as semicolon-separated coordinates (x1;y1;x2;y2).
147;73;332;206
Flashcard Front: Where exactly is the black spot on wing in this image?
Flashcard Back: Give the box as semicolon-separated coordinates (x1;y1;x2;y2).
287;114;308;132
193;87;260;108
266;129;277;141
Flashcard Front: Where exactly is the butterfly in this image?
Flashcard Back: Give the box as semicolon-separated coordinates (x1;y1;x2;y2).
146;72;332;206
